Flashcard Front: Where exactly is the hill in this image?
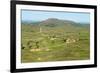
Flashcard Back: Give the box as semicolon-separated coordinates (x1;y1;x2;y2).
21;18;90;63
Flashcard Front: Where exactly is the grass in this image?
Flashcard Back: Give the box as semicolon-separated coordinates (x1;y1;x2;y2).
21;23;90;63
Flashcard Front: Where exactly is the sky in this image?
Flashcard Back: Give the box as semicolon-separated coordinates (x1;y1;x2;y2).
21;10;90;23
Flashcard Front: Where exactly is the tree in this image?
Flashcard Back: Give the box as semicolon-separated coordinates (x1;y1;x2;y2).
63;38;66;43
27;40;33;49
21;44;25;49
35;41;39;49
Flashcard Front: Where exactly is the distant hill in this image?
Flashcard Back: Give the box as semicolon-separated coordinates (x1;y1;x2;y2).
22;18;90;27
22;21;40;25
38;18;78;27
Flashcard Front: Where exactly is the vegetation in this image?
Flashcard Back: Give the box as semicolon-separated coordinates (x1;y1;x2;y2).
21;18;90;63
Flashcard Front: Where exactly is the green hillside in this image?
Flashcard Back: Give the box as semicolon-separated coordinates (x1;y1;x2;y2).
21;18;90;63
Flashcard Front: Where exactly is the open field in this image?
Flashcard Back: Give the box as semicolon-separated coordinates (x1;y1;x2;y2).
21;18;90;63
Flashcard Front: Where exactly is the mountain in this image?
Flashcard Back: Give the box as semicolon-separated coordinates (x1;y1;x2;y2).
22;18;89;32
22;18;89;28
38;18;78;27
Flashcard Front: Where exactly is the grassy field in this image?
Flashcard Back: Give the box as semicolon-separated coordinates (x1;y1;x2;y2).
21;19;90;63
